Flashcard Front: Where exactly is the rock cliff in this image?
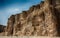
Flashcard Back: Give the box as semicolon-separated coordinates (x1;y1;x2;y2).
4;0;60;37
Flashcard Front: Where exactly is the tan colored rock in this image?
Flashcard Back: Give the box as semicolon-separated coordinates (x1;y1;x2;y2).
4;0;60;37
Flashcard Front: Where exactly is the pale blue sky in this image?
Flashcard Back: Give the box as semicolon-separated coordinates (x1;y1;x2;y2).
0;0;42;25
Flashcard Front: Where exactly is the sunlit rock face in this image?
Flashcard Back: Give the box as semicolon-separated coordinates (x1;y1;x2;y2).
4;0;60;36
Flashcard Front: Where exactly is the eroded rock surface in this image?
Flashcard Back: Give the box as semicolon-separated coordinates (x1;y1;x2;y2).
4;0;60;37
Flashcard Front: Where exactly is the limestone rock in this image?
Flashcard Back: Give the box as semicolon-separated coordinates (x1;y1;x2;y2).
4;0;60;37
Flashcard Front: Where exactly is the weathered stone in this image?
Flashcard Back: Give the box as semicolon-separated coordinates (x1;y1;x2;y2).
4;0;60;37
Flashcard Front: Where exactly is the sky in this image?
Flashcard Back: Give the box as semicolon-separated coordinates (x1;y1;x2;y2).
0;0;42;25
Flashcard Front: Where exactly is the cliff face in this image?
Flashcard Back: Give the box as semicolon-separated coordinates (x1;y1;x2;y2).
5;0;60;36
